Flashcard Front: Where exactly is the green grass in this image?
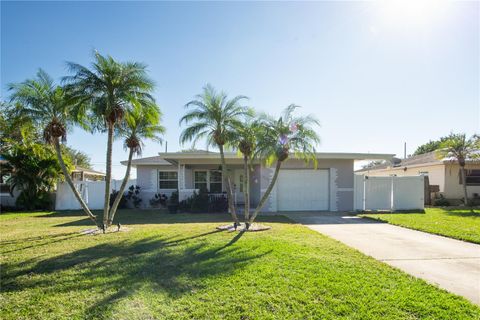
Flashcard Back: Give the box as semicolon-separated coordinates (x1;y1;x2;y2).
361;208;480;244
1;210;479;319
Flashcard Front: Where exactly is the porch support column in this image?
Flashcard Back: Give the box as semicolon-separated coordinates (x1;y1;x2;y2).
178;163;185;190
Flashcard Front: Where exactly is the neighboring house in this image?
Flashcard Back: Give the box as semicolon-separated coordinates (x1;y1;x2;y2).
71;166;106;181
121;151;393;212
0;161;106;208
355;151;480;203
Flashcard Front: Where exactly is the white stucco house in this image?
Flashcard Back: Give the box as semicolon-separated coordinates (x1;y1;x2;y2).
121;150;393;212
355;151;480;203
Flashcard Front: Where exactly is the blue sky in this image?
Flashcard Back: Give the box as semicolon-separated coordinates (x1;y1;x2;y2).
2;1;479;178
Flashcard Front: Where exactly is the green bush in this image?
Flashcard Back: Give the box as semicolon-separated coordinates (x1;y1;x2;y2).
178;188;227;213
109;190;128;209
125;185;142;208
433;196;450;207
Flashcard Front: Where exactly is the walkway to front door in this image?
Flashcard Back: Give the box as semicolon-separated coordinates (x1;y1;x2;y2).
285;212;480;305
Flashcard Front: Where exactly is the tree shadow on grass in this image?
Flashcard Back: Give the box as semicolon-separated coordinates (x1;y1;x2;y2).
2;231;269;318
0;232;84;254
444;209;480;218
43;210;294;227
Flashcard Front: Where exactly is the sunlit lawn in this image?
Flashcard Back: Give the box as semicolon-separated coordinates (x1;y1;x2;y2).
362;208;480;244
1;210;479;319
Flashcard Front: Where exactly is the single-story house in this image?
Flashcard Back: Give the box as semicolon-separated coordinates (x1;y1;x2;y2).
121;150;393;212
355;151;480;203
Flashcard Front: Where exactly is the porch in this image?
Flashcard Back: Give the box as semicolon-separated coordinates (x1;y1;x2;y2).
175;163;261;208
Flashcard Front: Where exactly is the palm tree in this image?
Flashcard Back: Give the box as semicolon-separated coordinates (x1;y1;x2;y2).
437;133;479;206
180;84;251;227
64;51;156;228
248;105;320;226
108;99;165;225
8;69;97;224
228;120;260;223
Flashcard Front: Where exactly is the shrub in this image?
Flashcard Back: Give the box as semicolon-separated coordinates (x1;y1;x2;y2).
178;188;227;213
126;185;142;208
109;190;128;209
433;195;450;207
169;191;179;205
16;190;53;210
149;193;168;208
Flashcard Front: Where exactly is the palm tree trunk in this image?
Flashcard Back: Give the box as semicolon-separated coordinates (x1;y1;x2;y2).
219;144;239;224
243;155;250;222
249;160;282;224
108;147;134;226
103;122;114;227
460;165;469;206
53;138;97;225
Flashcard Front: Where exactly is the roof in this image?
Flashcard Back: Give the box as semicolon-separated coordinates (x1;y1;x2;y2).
120;155;174;167
122;151;395;167
160;151;393;160
356;151;480;173
72;166;106;176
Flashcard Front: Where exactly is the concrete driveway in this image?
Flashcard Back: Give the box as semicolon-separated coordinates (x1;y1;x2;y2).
284;212;480;305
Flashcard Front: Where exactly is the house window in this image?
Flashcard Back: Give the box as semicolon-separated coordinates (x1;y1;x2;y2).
194;170;223;192
461;169;480;186
194;171;208;191
158;171;178;189
210;170;222;193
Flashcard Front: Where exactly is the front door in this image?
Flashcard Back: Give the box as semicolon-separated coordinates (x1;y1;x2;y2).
233;169;245;204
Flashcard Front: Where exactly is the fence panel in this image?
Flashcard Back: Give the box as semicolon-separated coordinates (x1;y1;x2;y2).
393;176;425;210
354;175;424;211
354;175;365;211
55;180;135;210
365;177;392;211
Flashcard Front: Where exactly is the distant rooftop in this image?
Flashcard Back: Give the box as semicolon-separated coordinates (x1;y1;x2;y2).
356;151;480;172
72;166;106;176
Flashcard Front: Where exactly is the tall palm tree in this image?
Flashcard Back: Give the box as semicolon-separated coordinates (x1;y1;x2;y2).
8;69;97;224
180;84;251;227
108;98;165;225
64;51;156;227
228;120;260;224
436;133;479;206
248;105;320;226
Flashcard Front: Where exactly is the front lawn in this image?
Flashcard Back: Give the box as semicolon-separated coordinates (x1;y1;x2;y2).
361;208;480;244
1;210;478;319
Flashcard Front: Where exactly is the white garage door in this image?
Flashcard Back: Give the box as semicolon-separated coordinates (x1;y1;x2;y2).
277;169;329;211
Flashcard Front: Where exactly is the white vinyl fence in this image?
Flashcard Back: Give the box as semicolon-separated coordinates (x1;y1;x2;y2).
354;175;424;211
55;179;135;210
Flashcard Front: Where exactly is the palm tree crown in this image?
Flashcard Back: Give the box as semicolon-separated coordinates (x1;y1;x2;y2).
118;100;165;156
179;84;252;147
256;104;320;165
8;69;73;144
436;133;479;166
63;51;155;130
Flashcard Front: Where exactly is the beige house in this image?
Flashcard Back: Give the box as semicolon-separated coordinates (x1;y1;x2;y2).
356;151;480;203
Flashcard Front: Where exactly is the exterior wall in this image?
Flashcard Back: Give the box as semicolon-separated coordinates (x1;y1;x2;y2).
444;163;480;199
135;165;177;207
260;158;354;212
360;164;445;191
